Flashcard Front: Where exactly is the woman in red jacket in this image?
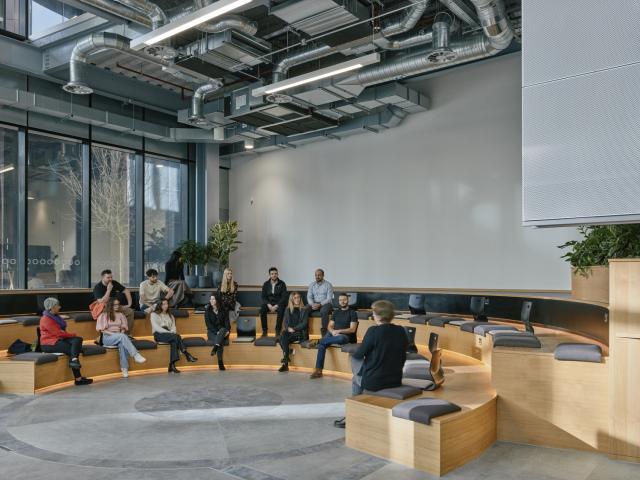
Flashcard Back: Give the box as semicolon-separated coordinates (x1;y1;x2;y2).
39;297;93;386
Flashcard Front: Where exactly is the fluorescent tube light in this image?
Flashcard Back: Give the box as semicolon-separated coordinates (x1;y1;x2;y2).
131;0;253;48
0;166;15;174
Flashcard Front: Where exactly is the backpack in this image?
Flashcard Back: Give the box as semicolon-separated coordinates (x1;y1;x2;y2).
8;339;33;355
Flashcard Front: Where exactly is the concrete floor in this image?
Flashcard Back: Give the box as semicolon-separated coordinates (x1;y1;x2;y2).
0;371;637;480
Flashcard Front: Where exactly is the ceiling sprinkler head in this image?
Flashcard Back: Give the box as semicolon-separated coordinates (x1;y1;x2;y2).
266;92;292;104
62;82;93;95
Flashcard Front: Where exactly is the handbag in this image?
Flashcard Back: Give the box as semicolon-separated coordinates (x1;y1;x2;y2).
89;300;106;320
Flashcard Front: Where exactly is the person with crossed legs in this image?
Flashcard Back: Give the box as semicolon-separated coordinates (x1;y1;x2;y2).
278;292;309;372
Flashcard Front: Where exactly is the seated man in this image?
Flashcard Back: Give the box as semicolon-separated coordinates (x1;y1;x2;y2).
260;267;287;337
93;269;135;334
351;300;408;395
310;293;358;379
139;268;174;313
306;269;334;336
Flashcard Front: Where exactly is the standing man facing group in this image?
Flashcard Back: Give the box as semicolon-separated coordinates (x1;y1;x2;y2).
260;267;287;337
307;269;334;336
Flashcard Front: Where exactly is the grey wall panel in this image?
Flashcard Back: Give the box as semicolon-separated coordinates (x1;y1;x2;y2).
522;62;640;224
91;127;143;150
522;0;640;87
28;112;90;139
0;107;27;126
145;138;188;158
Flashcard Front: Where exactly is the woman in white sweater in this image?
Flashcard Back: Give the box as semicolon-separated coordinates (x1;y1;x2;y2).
150;299;197;373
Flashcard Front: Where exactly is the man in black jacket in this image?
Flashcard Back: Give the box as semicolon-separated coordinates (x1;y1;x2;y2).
260;267;288;337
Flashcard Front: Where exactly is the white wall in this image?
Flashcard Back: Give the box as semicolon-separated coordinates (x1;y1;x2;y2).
229;53;577;290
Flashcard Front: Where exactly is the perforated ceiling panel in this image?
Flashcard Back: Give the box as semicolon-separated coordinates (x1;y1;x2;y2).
522;62;640;225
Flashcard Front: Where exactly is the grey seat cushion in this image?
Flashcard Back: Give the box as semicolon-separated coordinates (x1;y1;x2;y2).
241;308;260;316
14;316;41;326
448;319;468;326
11;352;59;365
134;311;147;319
492;330;536;337
460;321;494;333
82;344;107;356
403;365;432;380
392;398;461;425
427;316;464;327
71;312;94;322
171;309;189;318
341;343;360;354
409;315;428;325
254;336;278;347
405;352;428;361
365;385;422;400
356;310;371;320
493;333;542;348
554;343;602;363
473;324;518;336
183;337;208;347
0;318;18;325
132;339;158;350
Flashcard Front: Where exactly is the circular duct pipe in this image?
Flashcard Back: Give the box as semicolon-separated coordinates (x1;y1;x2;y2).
427;13;456;63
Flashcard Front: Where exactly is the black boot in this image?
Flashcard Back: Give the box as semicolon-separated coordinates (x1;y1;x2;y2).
210;345;218;356
278;363;289;372
168;362;180;373
184;351;198;363
218;360;226;371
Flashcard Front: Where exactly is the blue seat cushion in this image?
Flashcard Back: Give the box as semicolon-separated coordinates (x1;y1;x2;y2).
474;324;518;336
341;343;360;354
71;312;94;322
11;352;59;365
493;333;541;348
554;343;602;363
171;309;189;318
392;398;461;425
365;385;422;400
82;344;107;356
133;339;158;350
254;336;278;347
241;308;260;316
460;321;494;333
14;316;41;326
182;337;207;347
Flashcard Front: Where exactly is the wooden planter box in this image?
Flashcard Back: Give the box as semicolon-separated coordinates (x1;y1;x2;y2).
571;265;609;304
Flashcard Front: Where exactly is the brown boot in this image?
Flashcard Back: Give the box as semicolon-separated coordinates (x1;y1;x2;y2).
309;368;323;379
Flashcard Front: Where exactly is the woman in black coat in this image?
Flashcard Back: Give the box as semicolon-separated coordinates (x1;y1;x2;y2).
278;292;309;372
204;293;230;371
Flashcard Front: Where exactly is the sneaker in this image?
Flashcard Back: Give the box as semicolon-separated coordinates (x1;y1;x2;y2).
133;353;146;364
74;377;93;386
278;364;289;372
333;417;346;429
309;368;323;379
121;368;129;378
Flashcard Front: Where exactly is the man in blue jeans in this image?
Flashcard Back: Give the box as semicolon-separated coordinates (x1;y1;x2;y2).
310;293;358;379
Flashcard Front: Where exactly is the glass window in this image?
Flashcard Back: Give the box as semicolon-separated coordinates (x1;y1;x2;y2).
90;145;137;286
0;125;19;289
29;0;82;38
27;132;83;288
2;0;26;36
144;156;187;277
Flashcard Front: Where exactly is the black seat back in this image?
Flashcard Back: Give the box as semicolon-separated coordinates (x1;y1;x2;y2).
427;348;445;390
408;294;426;315
428;332;439;353
236;316;256;337
470;296;488;322
403;326;418;353
521;301;534;333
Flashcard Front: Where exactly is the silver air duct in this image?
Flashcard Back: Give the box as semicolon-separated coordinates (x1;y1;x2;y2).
194;0;258;35
112;0;166;29
60;0;152;27
468;0;513;50
374;20;459;51
187;81;225;126
62;32;212;95
374;0;430;49
427;13;456;63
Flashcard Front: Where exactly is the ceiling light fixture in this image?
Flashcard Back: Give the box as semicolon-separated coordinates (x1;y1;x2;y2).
131;0;254;48
0;166;15;174
252;53;380;97
244;138;255;150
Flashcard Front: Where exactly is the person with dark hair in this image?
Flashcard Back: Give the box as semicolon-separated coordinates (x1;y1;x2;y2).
164;251;191;307
306;269;334;336
351;300;408;395
39;297;93;386
309;293;358;379
278;292;309;372
150;298;198;373
204;293;230;371
97;299;147;377
139;268;174;313
93;269;135;334
260;267;287;338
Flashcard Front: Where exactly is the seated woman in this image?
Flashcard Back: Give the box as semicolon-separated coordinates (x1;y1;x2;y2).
150;299;198;373
218;268;240;324
39;297;93;386
278;292;309;372
204;293;230;371
97;299;147;377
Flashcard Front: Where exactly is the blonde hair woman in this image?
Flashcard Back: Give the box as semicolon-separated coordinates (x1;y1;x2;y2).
217;268;239;323
278;292;309;372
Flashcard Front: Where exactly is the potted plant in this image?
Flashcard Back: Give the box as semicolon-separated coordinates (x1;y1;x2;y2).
208;221;242;287
178;239;201;289
198;242;215;289
559;225;640;303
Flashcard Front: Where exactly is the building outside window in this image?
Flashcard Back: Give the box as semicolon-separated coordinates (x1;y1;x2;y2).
1;0;26;36
29;0;82;39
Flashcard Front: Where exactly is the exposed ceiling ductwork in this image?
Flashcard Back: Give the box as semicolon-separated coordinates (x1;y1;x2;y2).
187;80;225;126
112;0;167;29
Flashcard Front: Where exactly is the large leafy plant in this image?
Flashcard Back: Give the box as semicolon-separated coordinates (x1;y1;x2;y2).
208;221;242;269
178;239;202;275
559;225;640;277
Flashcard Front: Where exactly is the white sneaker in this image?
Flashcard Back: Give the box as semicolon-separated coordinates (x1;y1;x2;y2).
121;368;129;378
134;353;146;364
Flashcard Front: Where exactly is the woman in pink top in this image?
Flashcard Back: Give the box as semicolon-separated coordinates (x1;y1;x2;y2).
97;299;147;377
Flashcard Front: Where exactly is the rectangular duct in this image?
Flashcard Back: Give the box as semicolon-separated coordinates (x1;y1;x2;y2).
271;0;366;37
183;30;271;72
